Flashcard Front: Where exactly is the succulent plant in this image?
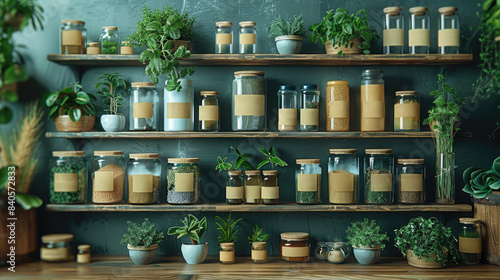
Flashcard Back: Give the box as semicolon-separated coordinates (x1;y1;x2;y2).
463;156;500;198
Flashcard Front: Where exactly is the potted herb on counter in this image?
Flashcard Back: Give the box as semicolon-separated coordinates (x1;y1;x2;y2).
95;73;127;132
269;14;306;54
168;214;208;264
215;214;242;264
248;224;270;263
120;218;165;265
345;218;389;265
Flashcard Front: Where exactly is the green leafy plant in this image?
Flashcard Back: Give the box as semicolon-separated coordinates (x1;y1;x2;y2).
215;213;243;243
268;14;306;38
256;146;288;169
216;146;254;172
120;218;165;248
167;214;207;245
129;6;196;92
345;218;389;249
394;217;459;267
121;41;133;47
309;8;377;56
43;82;97;122
247;224;270;244
463;156;500;198
95;73;127;115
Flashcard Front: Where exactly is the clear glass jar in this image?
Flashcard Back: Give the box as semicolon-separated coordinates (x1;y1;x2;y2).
92;151;126;204
383;7;404;54
167;158;200;204
232;71;266;131
251;242;267;264
199;91;219;131
436;152;455;204
438;7;460;54
409;7;430;54
326;81;349;131
130;82;159;131
394;91;420;131
60;20;86;54
226;170;243;204
360;69;385;132
40;233;74;262
127;153;161;204
239;21;256;54
459;218;482;265
296;159;321;204
99;26;119;54
300;85;320;132
277;85;298;132
120;41;134;55
262;170;279;205
244;170;262;204
164;79;194;131
50;151;86;204
314;242;328;261
87;42;100;54
219;242;235;264
327;242;350;264
77;244;91;264
328;149;359;204
397;159;425;204
280;232;310;262
216;21;233;54
364;149;394;204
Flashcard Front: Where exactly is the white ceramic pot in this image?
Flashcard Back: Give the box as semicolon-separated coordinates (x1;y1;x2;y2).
181;242;208;264
275;35;303;54
101;114;126;132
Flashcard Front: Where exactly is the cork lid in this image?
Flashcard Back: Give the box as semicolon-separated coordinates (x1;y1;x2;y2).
398;159;424;164
409;7;429;16
296;159;320;164
245;170;261;175
459;217;481;224
131;82;156;88
365;149;392;154
234;71;264;77
53;151;85;157
42;233;74;243
200;91;218;96
94;151;124;156
78;244;91;251
88;42;99;47
168;158;199;164
327;81;348;86
395;90;418;96
228;170;242;176
129;153;159;159
496;36;500;42
102;26;118;31
438;7;458;16
330;149;357;154
281;232;309;241
239;21;256;27
216;21;232;27
62;19;85;25
220;242;234;250
262;170;278;176
384;7;403;16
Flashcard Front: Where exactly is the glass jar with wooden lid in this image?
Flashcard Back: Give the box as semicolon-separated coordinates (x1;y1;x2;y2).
328;149;359;204
277;85;298;131
199;91;219;131
87;42;100;54
232;71;266;131
409;7;430;54
262;170;279;205
164;79;194;132
215;21;233;54
92;151;126;204
167;158;200;204
458;217;482;265
239;21;256;54
244;170;262;204
251;241;268;263
60;20;86;54
364;149;394;204
226;170;243;204
99;26;119;54
219;242;235;264
40;233;74;262
383;7;404;54
438;7;460;54
280;232;310;262
127;153;161;204
360;69;385;132
394;91;420;131
300;85;320;132
77;244;91;264
296;159;321;204
397;159;425;204
326;81;349;131
130;82;159;131
50;151;86;204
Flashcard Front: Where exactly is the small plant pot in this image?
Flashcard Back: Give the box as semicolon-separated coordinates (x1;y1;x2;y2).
325;38;362;55
353;245;382;265
251;242;268;264
120;46;134;55
275;35;303;54
100;114;126;132
219;242;235;264
181;242;208;264
127;244;158;265
54;115;95;132
405;250;446;268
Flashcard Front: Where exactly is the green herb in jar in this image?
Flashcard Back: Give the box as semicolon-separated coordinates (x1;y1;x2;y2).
364;168;392;204
50;162;86;204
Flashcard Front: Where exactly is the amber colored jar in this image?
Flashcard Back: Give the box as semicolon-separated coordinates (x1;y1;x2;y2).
280;232;310;262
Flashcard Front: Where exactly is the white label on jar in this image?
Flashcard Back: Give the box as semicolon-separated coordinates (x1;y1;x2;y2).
216;33;232;45
329;172;354;192
133;102;153;118
261;186;279;199
252;249;267;260
199;105;219;121
328;101;349;118
61;30;82;46
297;174;320;191
459;237;482;254
175;173;194;192
240;33;256;44
409;29;430;46
234;95;265;116
41;247;68;261
54;173;78;192
300;109;319;126
132;174;153;193
167;102;191;119
394;103;419;118
94;171;114;192
438;29;460;47
383;29;405;46
245;185;261;200
219;250;235;262
400;174;423;192
371;173;393;192
226;186;244;199
282;246;309;258
279;109;297;126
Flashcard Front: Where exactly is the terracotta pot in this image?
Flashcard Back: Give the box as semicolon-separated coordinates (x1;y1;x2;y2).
54;115;95;132
325;38;362;55
473;191;500;265
406;249;446;268
171;40;193;53
4;13;25;31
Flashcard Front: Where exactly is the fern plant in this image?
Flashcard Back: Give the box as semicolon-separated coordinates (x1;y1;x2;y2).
248;224;270;244
120;218;165;248
215;213;243;243
269;14;306;38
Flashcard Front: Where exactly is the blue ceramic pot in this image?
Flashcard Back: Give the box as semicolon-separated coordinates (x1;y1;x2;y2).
127;244;158;265
353;245;382;265
275;35;303;54
181;242;208;264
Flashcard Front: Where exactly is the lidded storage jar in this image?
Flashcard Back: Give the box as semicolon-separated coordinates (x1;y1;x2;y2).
99;26;119;54
262;170;279;205
164;79;194;131
296;159;321;204
409;7;430;54
277;85;298;131
40;233;74;262
50;151;86;204
458;217;482;265
130;82;159;131
232;71;266;131
87;42;100;54
280;232;310;262
326;81;349;131
397;159;425;204
364;149;394;204
127;153;161;204
167;158;200;204
199;91;219;131
438;7;460;54
394;91;420;131
360;70;385;132
215;21;233;54
383;7;404;54
300;85;320;131
239;21;256;54
60;20;86;54
328;149;359;204
226;170;244;204
92;151;126;204
244;170;262;204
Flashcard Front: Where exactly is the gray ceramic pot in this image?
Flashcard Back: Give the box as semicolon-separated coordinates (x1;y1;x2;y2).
127;244;158;265
181;242;208;264
275;35;303;54
353;245;382;265
101;114;126;132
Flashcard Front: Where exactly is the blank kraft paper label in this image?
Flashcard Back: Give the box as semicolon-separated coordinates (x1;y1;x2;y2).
216;33;232;45
226;186;244;199
240;33;256;44
132;174;153;193
167;102;191;119
300;109;319;126
261;186;279;199
94;171;114;192
401;174;423;192
329;173;354;192
297;174;320;191
282;246;309;257
279;109;297;126
394;103;419;118
245;185;261;200
199;105;219;121
459;237;482;254
61;30;82;46
328;101;349;118
438;29;460;47
54;173;78;192
133;102;153;118
371;173;393;192
383;29;404;46
409;29;430;46
175;173;194;192
234;95;265;116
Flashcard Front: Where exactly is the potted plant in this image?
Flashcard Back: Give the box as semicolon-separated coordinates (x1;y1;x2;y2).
129;6;196;92
256;146;287;204
248;224;270;263
256;146;288;170
120;41;134;55
168;214;208;264
120;218;165;265
43;82;97;132
309;8;377;56
345;218;389;265
394;217;459;268
95;73;127;132
215;214;242;264
268;14;306;54
216;146;254;204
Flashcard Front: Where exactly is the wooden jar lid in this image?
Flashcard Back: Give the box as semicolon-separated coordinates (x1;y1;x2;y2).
409;7;428;16
398;159;424;164
62;19;85;25
200;91;218;96
88;42;99;47
262;170;278;176
131;82;156;88
245;170;261;175
42;233;74;243
296;159;320;164
102;26;117;31
365;149;392;154
281;232;309;241
216;21;232;27
234;71;264;77
78;244;91;251
395;90;418;96
94;151;123;156
384;7;403;16
168;158;199;164
53;151;85;157
228;170;242;175
239;21;256;27
129;153;159;159
327;81;348;86
220;243;234;250
459;217;481;224
330;149;357;154
438;7;458;16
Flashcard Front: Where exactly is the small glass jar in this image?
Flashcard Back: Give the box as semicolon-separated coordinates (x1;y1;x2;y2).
40;234;74;262
364;149;394;204
300;85;320;132
92;151;126;204
328;149;359;204
409;7;430;54
50;151;86;204
226;170;244;204
120;41;134;55
167;158;200;204
438;7;460;54
262;170;279;205
277;85;298;131
77;244;91;264
360;69;385;132
130;82;159;131
394;91;420;131
232;71;266;131
327;242;350;264
397;159;425;204
459;218;482;265
296;159;321;204
199;91;219;131
251;242;268;264
326;81;349;131
383;7;404;54
164;79;194;131
219;242;235;264
215;21;233;54
87;42;100;55
280;232;310;262
314;242;329;261
60;20;86;54
239;21;256;54
244;170;262;204
127;153;161;204
99;26;119;54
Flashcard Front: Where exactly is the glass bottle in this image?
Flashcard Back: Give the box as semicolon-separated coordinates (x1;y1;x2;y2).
130;82;159;131
40;234;74;262
215;21;233;54
92;151;126;204
219;242;235;264
280;232;310;262
314;242;329;261
277;85;298;131
127;153;161;204
77;244;91;264
244;170;262;204
50;151;86;204
326;81;349;131
226;170;243;204
300;85;320;132
99;26;119;54
328;149;359;204
164;79;194;131
251;242;268;264
87;42;100;54
262;170;279;205
327;242;350;264
360;70;385;132
199;91;219;131
296;159;321;204
232;71;266;131
383;7;404;54
438;7;460;54
436;152;455;204
458;218;482;265
409;7;430;54
394;91;420;131
397;159;425;204
60;20;86;54
167;158;200;204
364;149;394;204
239;21;256;54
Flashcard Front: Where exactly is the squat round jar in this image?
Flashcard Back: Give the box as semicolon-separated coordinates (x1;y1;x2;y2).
280;232;310;262
127;153;161;204
50;151;86;204
167;158;200;204
40;233;74;262
92;151;126;204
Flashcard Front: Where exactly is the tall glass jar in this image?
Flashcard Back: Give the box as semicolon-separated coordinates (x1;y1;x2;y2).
99;26;119;54
364;149;394;204
277;85;298;132
226;170;243;204
127;153;161;204
40;234;74;262
280;232;310;262
296;159;321;204
383;7;404;54
232;71;266;131
360;70;385;132
244;170;262;204
397;159;425;204
239;21;256;54
92;151;126;204
167;158;200;204
60;20;86;54
328;149;359;204
458;218;482;265
409;7;430;54
199;91;219;131
262;170;279;205
87;42;100;54
50;151;86;204
436;152;455;204
130;82;159;131
326;81;349;131
438;7;460;54
300;85;320;132
215;21;233;54
164;79;194;131
394;91;420;131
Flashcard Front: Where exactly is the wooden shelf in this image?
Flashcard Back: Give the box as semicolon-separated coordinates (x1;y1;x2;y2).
47;53;473;67
46;203;472;212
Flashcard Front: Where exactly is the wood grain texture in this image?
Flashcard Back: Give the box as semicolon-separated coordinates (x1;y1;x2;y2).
474;198;500;265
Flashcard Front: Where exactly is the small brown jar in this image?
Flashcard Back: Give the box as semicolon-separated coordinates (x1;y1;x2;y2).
280;232;310;262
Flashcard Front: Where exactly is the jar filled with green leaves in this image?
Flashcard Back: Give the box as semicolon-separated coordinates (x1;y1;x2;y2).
127;153;161;204
244;170;262;204
397;159;425;204
458;218;482;265
328;149;359;204
296;159;321;204
99;26;119;54
167;158;200;204
300;85;320;131
262;170;279;205
364;149;394;204
50;151;86;204
226;170;244;204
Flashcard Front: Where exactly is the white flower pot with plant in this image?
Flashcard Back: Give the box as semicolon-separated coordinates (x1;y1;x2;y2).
96;73;127;132
168;214;208;264
269;15;305;54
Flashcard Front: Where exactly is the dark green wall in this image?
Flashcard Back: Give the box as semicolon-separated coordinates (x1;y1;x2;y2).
3;0;499;257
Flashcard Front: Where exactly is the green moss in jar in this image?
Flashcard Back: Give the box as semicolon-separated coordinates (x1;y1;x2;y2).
50;163;86;204
364;168;392;204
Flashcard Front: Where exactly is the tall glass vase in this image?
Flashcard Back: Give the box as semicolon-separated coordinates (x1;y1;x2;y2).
436;152;455;204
